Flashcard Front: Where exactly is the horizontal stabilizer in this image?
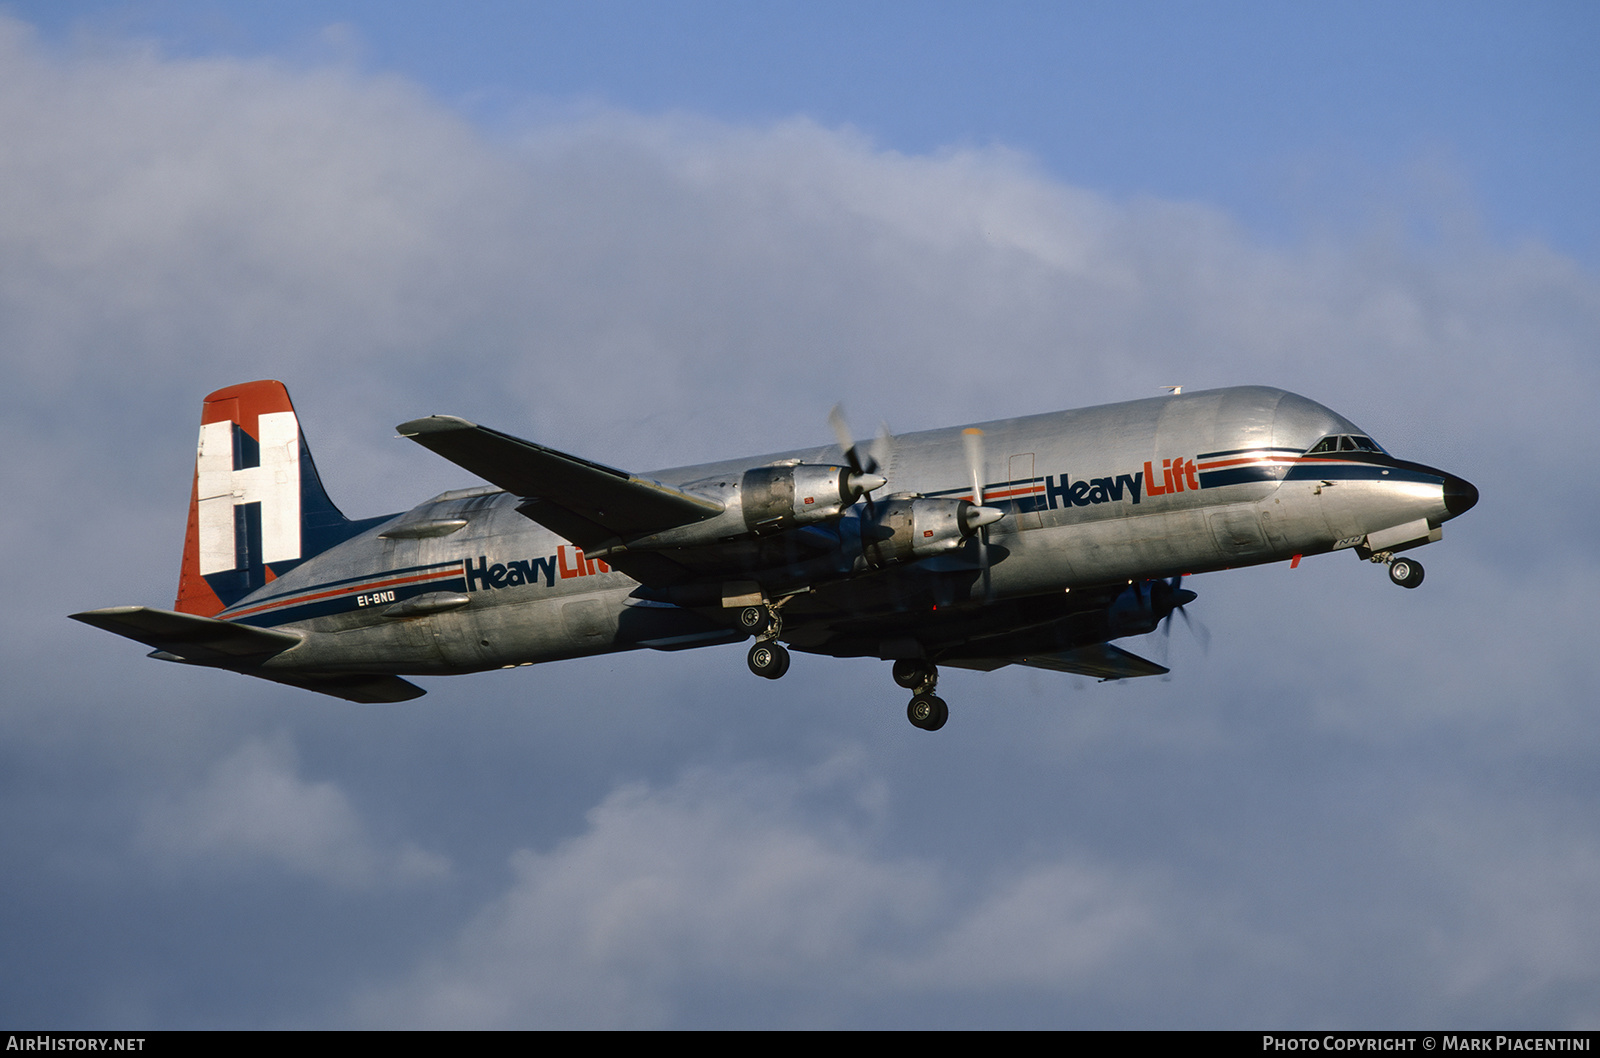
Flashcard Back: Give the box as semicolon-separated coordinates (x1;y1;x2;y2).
396;416;723;548
71;607;425;702
71;606;301;663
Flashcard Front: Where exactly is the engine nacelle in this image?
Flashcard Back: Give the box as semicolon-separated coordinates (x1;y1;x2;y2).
588;462;886;556
854;496;1002;569
741;463;877;534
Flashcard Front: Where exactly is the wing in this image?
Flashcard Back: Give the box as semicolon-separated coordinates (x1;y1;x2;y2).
397;415;726;586
944;642;1170;681
237;670;427;703
396;415;722;543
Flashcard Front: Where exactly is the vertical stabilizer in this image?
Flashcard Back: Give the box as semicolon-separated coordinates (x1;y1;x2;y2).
175;381;376;616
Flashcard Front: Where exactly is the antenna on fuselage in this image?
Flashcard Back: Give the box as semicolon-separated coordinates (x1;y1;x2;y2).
1161;385;1182;396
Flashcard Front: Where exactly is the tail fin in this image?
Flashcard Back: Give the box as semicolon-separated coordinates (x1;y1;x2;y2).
176;381;379;616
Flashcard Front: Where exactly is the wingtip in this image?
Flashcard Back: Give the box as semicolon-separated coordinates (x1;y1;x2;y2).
69;605;144;624
395;414;477;437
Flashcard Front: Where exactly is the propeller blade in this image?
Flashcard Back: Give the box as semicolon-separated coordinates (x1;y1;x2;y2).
829;404;889;515
829;404;878;475
869;421;894;478
962;427;995;598
962;427;985;506
1175;604;1212;653
1155;575;1208;653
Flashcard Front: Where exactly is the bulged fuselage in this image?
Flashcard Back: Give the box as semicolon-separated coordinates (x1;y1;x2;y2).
204;385;1473;683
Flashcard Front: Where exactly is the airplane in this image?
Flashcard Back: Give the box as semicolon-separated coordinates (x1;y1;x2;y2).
73;380;1478;731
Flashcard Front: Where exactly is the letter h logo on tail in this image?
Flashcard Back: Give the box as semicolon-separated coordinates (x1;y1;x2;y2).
196;412;301;575
176;381;311;617
175;381;378;618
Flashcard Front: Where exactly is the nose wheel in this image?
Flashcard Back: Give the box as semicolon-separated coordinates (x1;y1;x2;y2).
1388;558;1424;588
1374;552;1425;588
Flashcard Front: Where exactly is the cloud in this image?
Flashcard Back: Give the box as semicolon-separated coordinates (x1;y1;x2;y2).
350;751;1163;1028
137;734;450;890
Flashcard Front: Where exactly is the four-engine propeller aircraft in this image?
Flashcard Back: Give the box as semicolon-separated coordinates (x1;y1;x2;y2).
73;381;1477;730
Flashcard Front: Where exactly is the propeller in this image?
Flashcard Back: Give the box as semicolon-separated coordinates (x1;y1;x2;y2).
963;427;1002;598
1153;575;1210;652
829;405;891;513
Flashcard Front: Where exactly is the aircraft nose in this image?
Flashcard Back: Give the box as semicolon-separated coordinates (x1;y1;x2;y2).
1443;473;1479;518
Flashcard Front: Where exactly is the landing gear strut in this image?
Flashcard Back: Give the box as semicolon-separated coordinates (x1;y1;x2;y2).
893;659;947;731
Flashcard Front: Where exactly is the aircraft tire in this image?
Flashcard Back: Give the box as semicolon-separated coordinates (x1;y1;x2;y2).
748;642;790;679
1388;558;1424;588
892;658;934;690
907;694;948;731
738;606;771;635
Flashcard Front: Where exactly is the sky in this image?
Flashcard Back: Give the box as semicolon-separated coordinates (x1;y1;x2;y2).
2;0;1598;1030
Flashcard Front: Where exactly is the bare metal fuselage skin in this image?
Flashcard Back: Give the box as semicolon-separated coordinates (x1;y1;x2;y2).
208;386;1473;683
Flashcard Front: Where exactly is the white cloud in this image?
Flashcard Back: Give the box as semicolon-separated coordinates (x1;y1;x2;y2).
138;735;450;890
351;752;1164;1028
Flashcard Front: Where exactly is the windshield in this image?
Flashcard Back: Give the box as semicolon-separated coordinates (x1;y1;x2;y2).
1306;434;1386;456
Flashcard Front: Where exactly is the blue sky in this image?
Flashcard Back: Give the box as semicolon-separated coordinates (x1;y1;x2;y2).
20;0;1598;261
3;0;1598;1030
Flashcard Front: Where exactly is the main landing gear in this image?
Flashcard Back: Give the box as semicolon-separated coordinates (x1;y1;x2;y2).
739;602;949;732
1371;552;1425;589
893;659;948;732
742;603;791;680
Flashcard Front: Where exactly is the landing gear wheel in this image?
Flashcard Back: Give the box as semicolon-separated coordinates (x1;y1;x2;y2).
892;659;935;690
907;694;948;731
737;606;771;636
747;641;791;679
1388;557;1424;588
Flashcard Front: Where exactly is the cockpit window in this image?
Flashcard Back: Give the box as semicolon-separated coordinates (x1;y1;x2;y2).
1307;434;1387;456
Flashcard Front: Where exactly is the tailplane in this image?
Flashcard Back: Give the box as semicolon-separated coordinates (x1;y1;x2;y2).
175;381;383;616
